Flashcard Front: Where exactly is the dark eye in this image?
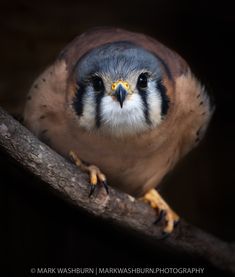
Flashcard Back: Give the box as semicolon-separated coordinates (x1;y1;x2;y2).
137;73;148;89
92;76;104;91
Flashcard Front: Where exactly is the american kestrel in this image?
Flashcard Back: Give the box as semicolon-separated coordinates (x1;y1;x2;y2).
24;28;214;235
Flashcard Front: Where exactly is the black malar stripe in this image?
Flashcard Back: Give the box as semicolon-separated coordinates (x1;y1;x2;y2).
138;89;152;126
157;79;169;116
95;91;105;128
73;83;86;116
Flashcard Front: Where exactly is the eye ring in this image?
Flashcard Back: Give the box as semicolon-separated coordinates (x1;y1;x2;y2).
137;72;148;89
92;76;104;92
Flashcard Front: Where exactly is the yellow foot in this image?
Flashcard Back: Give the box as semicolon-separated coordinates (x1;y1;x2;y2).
69;150;109;197
143;189;179;235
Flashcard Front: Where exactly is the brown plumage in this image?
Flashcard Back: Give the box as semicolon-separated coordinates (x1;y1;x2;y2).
24;27;214;234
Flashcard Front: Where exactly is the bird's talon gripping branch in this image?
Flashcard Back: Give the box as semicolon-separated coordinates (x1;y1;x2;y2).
159;231;171;240
89;184;96;198
102;180;109;194
154;209;165;225
69;150;109;197
142;189;179;235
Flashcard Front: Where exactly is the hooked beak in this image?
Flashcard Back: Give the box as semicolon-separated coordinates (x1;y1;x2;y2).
115;84;127;108
111;80;130;108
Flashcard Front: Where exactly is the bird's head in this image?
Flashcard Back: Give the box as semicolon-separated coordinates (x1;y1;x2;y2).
71;41;171;137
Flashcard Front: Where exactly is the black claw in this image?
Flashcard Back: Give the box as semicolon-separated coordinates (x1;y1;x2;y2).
154;210;165;225
89;184;96;197
158;231;170;240
174;219;180;228
102;180;109;195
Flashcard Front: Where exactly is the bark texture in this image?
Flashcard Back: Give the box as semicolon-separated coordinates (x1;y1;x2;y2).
0;107;234;274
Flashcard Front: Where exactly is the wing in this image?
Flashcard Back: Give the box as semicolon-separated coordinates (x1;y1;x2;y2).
23;60;69;145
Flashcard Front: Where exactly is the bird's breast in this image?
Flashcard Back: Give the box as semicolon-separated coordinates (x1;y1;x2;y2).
50;125;173;197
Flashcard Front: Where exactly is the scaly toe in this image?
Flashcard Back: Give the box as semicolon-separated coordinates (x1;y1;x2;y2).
69;150;108;197
142;189;179;235
163;209;179;234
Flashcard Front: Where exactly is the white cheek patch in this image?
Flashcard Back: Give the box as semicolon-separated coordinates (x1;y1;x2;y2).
100;93;148;136
78;81;163;136
147;80;163;127
79;87;96;130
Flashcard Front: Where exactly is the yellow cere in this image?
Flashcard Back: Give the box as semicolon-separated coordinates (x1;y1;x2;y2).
111;80;130;91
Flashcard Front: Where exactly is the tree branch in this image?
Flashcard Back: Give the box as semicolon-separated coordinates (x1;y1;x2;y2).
0;106;234;274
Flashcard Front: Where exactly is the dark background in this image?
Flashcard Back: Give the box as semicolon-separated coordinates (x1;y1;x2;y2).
1;0;235;276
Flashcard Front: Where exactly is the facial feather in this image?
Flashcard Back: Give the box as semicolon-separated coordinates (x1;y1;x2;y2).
73;41;169;137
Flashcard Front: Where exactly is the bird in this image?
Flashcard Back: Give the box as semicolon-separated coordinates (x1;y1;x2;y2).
23;27;214;235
